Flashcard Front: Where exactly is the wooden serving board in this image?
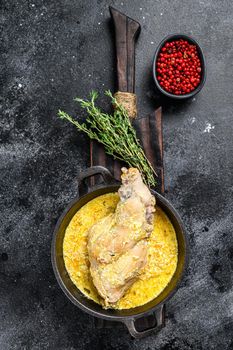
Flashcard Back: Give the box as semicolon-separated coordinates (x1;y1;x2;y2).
90;6;164;194
90;7;164;330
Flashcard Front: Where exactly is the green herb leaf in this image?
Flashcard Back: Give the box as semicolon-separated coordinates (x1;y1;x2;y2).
58;91;157;187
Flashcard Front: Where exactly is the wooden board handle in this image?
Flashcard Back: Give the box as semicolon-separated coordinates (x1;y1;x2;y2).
135;107;164;194
153;107;164;194
109;6;141;93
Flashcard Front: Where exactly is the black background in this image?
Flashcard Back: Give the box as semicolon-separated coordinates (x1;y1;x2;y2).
1;0;233;349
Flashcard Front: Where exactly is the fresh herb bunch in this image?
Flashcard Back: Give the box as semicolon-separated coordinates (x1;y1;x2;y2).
58;90;157;187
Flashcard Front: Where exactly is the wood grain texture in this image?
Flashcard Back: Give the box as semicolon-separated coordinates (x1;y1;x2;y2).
90;140;123;183
134;107;164;194
109;6;141;93
90;9;164;192
90;8;164;327
90;7;141;184
150;107;164;194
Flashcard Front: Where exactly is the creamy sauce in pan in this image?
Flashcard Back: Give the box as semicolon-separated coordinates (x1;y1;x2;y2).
63;193;178;309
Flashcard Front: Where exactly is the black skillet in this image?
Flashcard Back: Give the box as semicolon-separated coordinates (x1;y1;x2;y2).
51;166;188;338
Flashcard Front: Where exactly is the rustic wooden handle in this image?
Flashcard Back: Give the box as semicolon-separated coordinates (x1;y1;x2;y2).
109;6;141;93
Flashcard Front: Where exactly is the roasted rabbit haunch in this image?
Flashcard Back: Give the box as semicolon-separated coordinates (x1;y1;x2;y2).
87;167;156;305
63;174;178;310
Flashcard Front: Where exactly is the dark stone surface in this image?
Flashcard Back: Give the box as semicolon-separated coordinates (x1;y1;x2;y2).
1;0;233;349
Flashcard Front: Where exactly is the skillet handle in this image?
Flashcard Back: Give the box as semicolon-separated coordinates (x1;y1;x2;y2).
124;305;165;338
78;166;115;196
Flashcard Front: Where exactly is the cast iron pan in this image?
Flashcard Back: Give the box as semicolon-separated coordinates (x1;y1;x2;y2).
51;166;188;338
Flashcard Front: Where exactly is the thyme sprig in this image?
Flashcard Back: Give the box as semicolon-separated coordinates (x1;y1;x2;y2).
58;90;156;187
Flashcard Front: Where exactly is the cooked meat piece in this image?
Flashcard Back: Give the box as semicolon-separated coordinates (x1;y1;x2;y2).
87;167;155;305
88;168;155;263
90;240;148;304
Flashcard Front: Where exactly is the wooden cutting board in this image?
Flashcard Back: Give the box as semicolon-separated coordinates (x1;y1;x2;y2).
90;7;165;330
90;7;164;193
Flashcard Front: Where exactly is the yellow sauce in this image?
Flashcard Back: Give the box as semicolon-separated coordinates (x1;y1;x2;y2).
63;193;178;309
